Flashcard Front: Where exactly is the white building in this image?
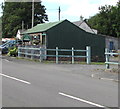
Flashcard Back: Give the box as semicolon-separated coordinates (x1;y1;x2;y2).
16;29;26;39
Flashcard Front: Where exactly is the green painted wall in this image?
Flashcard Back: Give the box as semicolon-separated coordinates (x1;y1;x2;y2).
46;20;105;61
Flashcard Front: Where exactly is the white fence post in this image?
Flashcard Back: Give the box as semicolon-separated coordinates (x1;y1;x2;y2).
25;46;27;58
86;46;91;64
40;47;43;62
18;47;20;57
118;50;120;73
105;48;110;69
72;47;74;64
56;47;58;64
17;46;92;64
31;49;34;60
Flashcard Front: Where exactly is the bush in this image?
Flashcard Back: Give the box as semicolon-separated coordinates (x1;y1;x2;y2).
7;46;18;56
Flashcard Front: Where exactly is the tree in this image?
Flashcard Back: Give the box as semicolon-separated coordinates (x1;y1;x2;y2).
88;1;120;38
0;17;2;39
2;1;48;38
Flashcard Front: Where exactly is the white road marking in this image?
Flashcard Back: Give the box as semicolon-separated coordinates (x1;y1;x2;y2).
59;92;105;108
100;78;119;82
0;73;31;85
101;78;115;81
4;59;10;62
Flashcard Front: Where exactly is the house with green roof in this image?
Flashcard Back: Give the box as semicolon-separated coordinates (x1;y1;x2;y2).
22;19;105;61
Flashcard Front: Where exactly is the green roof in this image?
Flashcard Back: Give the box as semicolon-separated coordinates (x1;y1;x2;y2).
22;34;32;41
23;20;65;34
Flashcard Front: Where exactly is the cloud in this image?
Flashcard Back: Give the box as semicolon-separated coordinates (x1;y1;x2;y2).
62;0;98;19
43;0;118;6
43;0;119;21
0;0;4;2
61;0;118;19
43;0;80;6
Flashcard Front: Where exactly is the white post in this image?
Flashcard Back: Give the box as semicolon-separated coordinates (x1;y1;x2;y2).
25;46;27;58
40;47;43;62
18;47;20;57
31;49;34;60
105;48;109;69
86;46;91;64
118;50;120;73
56;47;58;64
72;47;74;64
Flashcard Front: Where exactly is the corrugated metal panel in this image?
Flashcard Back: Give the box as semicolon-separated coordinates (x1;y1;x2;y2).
47;20;105;60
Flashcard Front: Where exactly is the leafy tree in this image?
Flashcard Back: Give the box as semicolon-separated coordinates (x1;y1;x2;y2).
88;1;120;38
2;1;48;38
0;17;2;39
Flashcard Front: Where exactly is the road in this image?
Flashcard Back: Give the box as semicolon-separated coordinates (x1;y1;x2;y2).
1;57;118;108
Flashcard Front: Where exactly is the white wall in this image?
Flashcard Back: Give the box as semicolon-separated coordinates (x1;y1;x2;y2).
105;36;118;50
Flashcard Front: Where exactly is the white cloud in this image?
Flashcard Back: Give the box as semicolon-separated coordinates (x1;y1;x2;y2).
61;0;98;19
62;0;118;19
0;0;4;2
43;0;118;21
43;0;81;5
43;0;118;6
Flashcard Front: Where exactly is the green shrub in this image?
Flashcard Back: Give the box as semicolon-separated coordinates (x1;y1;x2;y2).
7;46;18;56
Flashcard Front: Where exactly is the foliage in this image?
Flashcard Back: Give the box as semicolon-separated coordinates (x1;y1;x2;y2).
7;46;18;56
88;1;120;37
2;1;48;38
0;17;2;39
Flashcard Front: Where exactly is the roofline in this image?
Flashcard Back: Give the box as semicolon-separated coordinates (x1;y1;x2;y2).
73;20;97;34
83;19;96;34
22;20;67;35
68;20;87;33
22;30;46;35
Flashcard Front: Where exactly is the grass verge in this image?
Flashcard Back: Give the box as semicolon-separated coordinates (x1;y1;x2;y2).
15;57;105;65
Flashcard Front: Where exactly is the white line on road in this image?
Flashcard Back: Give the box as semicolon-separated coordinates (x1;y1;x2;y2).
4;59;10;62
59;92;105;108
0;73;31;85
101;78;115;81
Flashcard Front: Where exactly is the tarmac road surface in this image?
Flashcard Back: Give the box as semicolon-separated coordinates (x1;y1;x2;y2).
1;57;119;108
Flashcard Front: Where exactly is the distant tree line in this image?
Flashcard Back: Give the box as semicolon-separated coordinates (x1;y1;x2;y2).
88;0;120;38
0;17;2;39
2;1;48;38
1;0;120;38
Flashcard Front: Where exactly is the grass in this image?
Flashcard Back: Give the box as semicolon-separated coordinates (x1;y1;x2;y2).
90;62;105;65
15;57;40;62
15;57;105;65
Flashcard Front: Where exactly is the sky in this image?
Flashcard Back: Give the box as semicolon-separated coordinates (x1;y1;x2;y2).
42;0;118;22
0;0;118;22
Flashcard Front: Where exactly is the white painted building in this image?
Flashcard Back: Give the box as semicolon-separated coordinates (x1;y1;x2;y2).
16;29;26;39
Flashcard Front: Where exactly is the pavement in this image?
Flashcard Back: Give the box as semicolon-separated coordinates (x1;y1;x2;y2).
91;69;119;82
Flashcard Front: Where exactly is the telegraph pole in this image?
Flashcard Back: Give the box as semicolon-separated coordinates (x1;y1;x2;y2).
32;0;34;28
58;6;61;21
22;21;24;31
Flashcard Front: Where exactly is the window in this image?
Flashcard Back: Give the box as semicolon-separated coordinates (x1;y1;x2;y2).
109;41;114;50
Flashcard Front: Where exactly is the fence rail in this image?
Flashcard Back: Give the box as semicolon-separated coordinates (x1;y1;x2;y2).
18;46;91;64
105;48;120;69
